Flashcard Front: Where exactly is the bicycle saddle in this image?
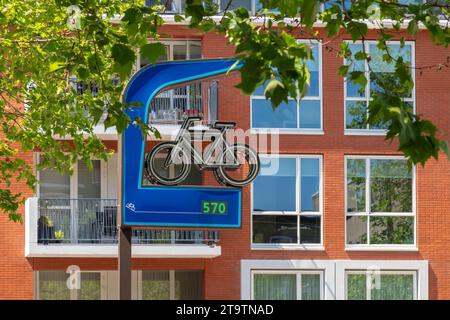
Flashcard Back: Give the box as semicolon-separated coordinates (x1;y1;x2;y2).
214;121;236;128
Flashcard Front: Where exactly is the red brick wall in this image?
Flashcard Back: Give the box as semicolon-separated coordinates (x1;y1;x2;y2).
0;26;449;300
0;147;34;299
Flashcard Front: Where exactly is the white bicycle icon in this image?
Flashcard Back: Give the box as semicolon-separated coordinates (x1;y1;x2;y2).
144;116;260;187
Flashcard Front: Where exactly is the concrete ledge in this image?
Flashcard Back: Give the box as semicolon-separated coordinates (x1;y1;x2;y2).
26;244;221;258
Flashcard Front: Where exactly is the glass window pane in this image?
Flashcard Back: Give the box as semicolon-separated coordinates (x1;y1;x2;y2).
324;0;353;10
142;271;170;300
220;0;252;11
174;271;203;300
38;271;70;300
346;44;366;97
346;216;367;245
252;99;297;128
253;215;298;244
253;158;296;211
301;274;321;300
78;160;101;199
370;159;412;212
370;216;414;245
371;274;414;300
255;0;279;12
79;273;101;300
346;100;367;129
254;274;297;300
39;157;70;198
299;100;321;129
253;82;267;96
304;43;319;97
253;76;294;97
346;159;366;212
300;158;320;211
346;273;367;300
173;44;187;60
369;44;412;97
300;216;321;244
189;43;202;59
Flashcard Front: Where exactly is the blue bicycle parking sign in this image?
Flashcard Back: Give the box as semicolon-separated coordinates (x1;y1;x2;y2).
120;59;254;228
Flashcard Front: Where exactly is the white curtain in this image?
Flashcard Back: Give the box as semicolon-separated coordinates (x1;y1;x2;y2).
254;274;297;300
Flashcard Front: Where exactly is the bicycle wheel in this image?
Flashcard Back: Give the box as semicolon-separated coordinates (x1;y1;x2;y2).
214;144;260;187
145;142;191;186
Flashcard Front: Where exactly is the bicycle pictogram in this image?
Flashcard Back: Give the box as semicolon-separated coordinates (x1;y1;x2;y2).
144;116;260;187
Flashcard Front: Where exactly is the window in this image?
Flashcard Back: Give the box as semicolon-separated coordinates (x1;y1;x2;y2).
141;270;203;300
345;156;415;247
252;271;322;300
145;0;186;13
251;41;322;132
38;155;102;199
220;0;252;11
36;271;102;300
346;271;416;300
139;40;201;68
344;41;414;132
252;156;322;247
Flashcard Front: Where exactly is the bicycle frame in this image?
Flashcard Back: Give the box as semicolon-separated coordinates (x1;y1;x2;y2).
163;117;240;169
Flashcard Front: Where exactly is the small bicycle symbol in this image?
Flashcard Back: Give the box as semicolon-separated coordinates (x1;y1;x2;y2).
144;116;260;187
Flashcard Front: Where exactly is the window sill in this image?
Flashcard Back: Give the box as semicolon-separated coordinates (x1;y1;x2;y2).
250;129;324;135
252;244;325;251
344;130;387;136
345;245;418;252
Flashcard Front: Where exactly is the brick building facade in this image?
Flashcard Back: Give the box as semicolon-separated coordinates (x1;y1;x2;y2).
0;14;449;300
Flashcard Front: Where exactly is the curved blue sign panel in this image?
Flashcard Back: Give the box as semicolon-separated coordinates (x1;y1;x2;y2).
121;59;242;228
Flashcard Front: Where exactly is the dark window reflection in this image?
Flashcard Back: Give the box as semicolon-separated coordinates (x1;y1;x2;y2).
370;216;414;245
346;216;367;244
253;215;298;244
300;216;321;244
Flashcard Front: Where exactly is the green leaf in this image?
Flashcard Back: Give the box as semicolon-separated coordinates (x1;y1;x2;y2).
338;65;350;77
111;44;136;66
354;51;367;61
349;71;367;88
48;61;66;72
174;14;184;22
140;43;166;64
440;141;450;159
300;0;320;29
264;79;287;107
407;20;418;36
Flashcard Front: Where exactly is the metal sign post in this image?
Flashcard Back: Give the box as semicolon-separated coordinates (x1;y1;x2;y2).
119;226;132;299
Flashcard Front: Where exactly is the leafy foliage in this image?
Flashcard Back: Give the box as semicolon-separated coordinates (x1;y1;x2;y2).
0;0;449;221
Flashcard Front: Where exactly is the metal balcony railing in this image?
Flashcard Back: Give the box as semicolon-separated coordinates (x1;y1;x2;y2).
149;83;203;124
37;198;219;245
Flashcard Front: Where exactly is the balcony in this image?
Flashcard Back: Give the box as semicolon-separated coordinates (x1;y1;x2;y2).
149;83;203;124
25;198;221;258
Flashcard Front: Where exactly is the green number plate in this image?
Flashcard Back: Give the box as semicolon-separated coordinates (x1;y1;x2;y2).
201;201;228;215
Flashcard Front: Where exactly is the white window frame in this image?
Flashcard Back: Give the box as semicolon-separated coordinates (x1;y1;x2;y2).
137;39;202;68
335;260;428;300
250;40;323;135
34;270;107;300
343;40;416;135
136;270;203;300
344;155;417;251
251;154;324;250
251;270;324;300
34;152;107;199
241;260;336;300
344;270;417;300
